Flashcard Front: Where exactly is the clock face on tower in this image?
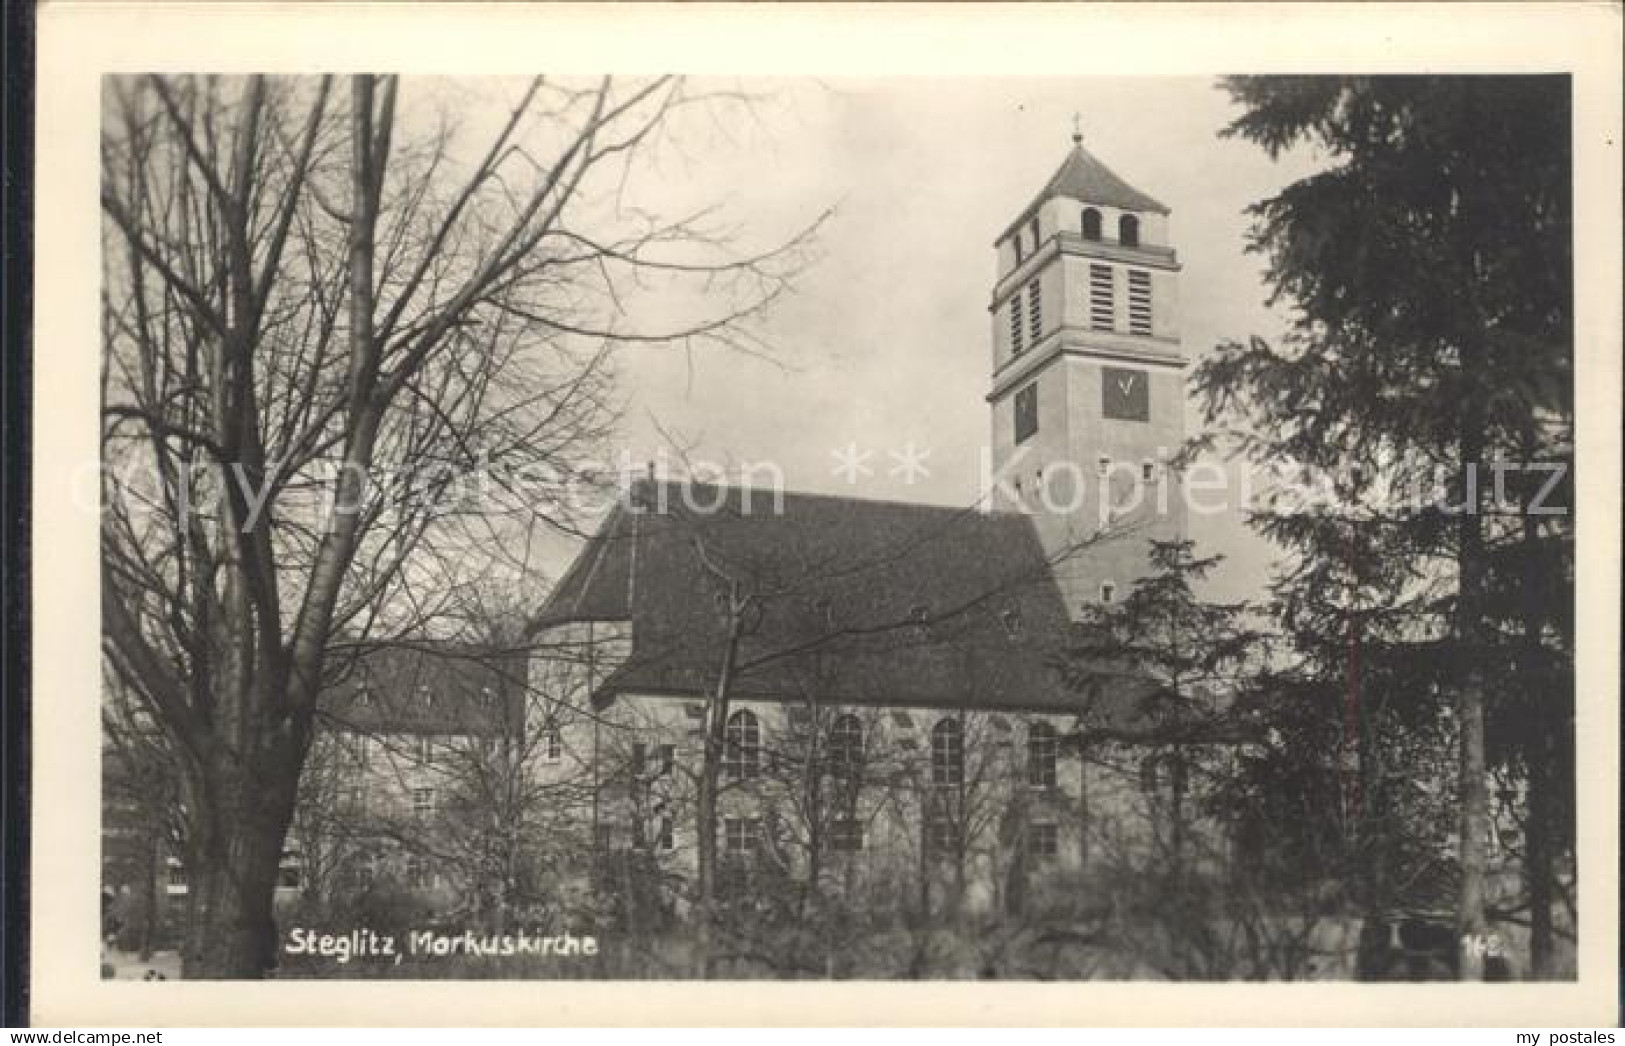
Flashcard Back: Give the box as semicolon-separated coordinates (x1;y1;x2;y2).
1102;366;1150;422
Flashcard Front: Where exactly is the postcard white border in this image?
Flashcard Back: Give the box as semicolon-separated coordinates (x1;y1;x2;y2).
31;1;1623;1027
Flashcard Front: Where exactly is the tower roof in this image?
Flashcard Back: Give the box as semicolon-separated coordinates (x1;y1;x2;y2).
1000;140;1169;243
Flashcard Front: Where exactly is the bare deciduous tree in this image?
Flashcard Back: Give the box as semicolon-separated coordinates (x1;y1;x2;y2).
100;73;823;977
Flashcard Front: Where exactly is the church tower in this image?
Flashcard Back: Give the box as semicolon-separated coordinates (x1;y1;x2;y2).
987;130;1188;618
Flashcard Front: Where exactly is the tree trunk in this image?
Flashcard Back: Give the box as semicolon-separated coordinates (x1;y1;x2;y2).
140;831;159;961
1525;735;1555;978
1076;748;1091;872
693;608;742;979
693;722;720;978
180;750;303;979
1455;426;1491;981
1519;472;1557;978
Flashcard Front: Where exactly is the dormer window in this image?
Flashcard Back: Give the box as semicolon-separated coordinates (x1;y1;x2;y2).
1119;214;1140;248
1082;207;1102;241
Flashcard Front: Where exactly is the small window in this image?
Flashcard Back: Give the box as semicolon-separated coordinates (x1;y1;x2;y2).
724;709;761;779
415;736;433;765
1119;214;1140;247
723;817;761;854
657;744;675;776
1096;453;1111;477
1013;233;1024;264
829;818;864;853
631;741;647;777
1142;459;1157;483
412;787;435;816
1082;207;1102;241
1028;217;1040;255
542;723;563;763
277;852;303;890
656;814;675;851
166;857;188;891
1014;383;1039;444
1089;263;1115;332
1027;279;1042;343
1100;581;1117;604
1140;755;1161;792
931;718;964;787
1009;299;1024;356
1028;822;1060;860
1027;722;1058;789
828;714;864;775
406;856;432;889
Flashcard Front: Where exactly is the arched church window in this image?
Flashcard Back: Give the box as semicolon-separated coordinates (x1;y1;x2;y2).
1027;721;1058;788
724;709;761;779
931;717;963;787
1082;208;1102;241
1119;214;1141;248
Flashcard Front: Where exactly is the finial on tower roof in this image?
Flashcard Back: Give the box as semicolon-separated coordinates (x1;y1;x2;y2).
1071;112;1083;146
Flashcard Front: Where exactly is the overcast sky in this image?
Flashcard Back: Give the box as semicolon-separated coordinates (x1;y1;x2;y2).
498;76;1331;603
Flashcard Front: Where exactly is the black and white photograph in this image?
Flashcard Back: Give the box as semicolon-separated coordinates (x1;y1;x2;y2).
25;0;1622;1028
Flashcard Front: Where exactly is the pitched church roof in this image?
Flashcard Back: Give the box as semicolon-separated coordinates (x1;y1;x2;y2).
319;643;527;737
1000;138;1170;244
536;481;1089;714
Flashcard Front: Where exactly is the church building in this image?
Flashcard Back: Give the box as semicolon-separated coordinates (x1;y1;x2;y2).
529;135;1231;919
103;135;1246;966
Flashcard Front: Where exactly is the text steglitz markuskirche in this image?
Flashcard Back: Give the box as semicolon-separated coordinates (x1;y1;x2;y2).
283;926;600;965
